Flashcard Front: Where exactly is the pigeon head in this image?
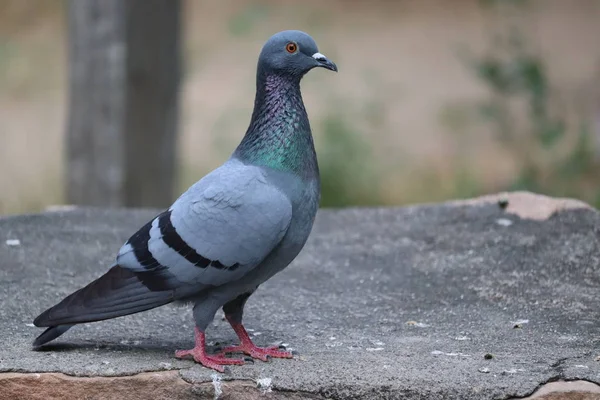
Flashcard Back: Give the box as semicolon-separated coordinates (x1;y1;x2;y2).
236;30;336;176
257;30;337;77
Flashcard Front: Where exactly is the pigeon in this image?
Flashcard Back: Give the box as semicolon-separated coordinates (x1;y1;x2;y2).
32;30;337;372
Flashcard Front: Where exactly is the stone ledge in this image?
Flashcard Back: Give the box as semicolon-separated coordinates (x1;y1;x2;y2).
1;192;599;399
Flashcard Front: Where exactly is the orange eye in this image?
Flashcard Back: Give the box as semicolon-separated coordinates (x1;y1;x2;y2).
286;42;297;53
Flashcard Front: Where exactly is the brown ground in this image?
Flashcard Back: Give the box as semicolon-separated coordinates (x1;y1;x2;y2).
1;0;599;214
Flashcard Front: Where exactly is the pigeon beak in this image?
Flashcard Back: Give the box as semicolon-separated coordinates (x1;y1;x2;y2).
312;52;338;72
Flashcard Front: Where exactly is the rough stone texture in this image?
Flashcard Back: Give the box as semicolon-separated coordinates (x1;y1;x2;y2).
1;192;599;399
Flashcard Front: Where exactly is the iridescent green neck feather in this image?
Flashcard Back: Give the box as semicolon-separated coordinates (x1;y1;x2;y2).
234;71;318;179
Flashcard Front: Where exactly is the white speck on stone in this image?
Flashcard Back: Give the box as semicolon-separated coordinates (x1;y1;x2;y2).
252;332;262;336
25;323;35;327
372;340;385;346
159;362;172;369
329;336;336;341
454;336;470;341
558;335;577;341
132;340;141;345
574;364;589;369
496;218;513;226
256;377;272;393
503;368;525;374
366;347;384;352
478;367;490;373
431;350;470;357
211;373;222;400
246;328;254;332
512;319;529;325
406;321;429;328
120;340;131;345
281;343;289;348
101;360;110;365
6;239;20;246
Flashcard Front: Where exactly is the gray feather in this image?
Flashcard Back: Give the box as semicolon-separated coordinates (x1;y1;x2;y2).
34;265;175;327
117;160;293;287
32;325;74;347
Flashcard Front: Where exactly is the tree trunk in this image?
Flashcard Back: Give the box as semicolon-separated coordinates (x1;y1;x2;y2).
66;0;181;208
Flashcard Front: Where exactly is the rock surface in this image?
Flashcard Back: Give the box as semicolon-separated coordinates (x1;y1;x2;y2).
1;192;599;399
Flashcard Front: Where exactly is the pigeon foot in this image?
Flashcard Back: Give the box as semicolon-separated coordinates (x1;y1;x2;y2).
221;318;293;362
175;348;244;372
219;343;292;362
175;327;244;372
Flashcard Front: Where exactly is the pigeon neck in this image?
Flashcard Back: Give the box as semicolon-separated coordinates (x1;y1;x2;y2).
234;71;318;179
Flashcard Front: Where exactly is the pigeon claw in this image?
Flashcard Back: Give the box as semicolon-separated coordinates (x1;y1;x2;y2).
175;348;244;373
175;327;244;372
222;320;294;362
219;344;293;362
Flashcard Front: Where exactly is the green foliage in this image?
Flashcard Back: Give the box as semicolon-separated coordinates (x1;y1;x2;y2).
452;167;483;199
317;113;381;208
479;0;528;6
464;0;600;208
0;38;15;87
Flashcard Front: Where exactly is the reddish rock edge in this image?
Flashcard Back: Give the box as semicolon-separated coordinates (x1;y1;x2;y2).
1;372;599;400
0;371;317;400
448;191;592;220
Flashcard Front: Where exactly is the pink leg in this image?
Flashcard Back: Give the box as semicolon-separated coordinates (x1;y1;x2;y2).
175;327;244;372
219;317;293;362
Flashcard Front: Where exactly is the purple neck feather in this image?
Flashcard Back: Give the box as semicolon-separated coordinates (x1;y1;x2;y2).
234;71;318;178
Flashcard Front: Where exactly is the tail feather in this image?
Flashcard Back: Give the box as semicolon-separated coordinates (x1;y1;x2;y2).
32;324;74;347
33;265;175;346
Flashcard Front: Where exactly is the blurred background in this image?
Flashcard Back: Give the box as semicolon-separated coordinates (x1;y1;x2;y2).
1;0;599;215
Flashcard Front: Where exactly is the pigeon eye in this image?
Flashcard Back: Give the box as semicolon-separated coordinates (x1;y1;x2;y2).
285;42;297;53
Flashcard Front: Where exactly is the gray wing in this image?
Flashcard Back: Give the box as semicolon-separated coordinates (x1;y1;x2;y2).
116;160;292;290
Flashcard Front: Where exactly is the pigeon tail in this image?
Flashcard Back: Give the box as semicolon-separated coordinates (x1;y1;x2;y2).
32;265;175;345
32;324;74;347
